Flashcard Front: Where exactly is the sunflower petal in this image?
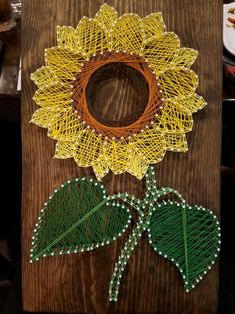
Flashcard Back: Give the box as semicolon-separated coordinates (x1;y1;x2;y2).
160;101;193;133
74;130;102;167
45;46;84;80
178;94;207;113
30;66;59;88
48;108;85;142
54;141;77;158
33;82;72;110
159;68;198;100
131;125;166;163
165;133;188;152
92;142;111;180
76;17;108;57
111;14;144;54
30;108;57;128
105;140;129;175
143;32;180;74
93;159;110;181
141;13;166;39
56;26;80;53
173;48;198;68
128;151;149;179
95;4;118;33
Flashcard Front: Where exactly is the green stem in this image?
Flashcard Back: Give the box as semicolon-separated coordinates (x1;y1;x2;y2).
144;167;185;204
109;167;187;301
109;214;148;301
112;193;144;216
146;187;185;203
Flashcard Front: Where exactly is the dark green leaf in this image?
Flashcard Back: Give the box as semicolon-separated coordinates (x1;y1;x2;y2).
31;178;131;261
148;201;220;291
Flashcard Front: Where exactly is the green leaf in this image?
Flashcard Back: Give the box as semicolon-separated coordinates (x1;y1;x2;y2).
31;178;131;261
148;200;221;292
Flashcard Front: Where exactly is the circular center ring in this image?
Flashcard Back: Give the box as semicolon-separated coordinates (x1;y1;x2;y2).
72;52;162;139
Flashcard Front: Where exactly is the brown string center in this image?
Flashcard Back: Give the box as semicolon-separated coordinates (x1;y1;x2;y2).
86;62;149;127
72;52;162;139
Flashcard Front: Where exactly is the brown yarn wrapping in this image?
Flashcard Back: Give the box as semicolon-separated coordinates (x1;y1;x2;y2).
72;52;162;139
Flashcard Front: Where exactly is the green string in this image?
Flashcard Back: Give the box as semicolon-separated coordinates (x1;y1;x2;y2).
109;214;148;301
33;198;109;260
108;167;187;300
112;193;144;216
30;166;220;301
147;201;220;291
182;205;189;283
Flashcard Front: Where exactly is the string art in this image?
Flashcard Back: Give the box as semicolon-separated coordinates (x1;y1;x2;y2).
30;167;220;302
30;3;206;180
30;4;221;303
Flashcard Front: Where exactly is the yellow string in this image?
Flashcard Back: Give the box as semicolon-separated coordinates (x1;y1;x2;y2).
30;4;206;180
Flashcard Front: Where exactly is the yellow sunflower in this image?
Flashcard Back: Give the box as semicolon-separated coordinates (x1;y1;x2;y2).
30;4;206;180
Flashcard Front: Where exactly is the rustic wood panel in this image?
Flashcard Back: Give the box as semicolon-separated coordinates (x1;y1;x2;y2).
21;0;222;313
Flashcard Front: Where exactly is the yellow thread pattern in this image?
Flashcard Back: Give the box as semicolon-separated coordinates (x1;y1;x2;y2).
95;4;118;33
30;4;206;180
141;13;166;39
45;47;83;80
143;33;180;74
77;17;108;57
111;15;144;54
57;26;80;53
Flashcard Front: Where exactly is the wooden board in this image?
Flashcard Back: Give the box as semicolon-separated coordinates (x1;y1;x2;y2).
21;0;222;313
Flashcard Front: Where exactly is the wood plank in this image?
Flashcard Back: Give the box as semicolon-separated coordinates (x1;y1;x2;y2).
21;0;222;312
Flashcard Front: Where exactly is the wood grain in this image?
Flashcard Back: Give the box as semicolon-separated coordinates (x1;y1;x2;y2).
86;63;149;127
21;0;222;313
